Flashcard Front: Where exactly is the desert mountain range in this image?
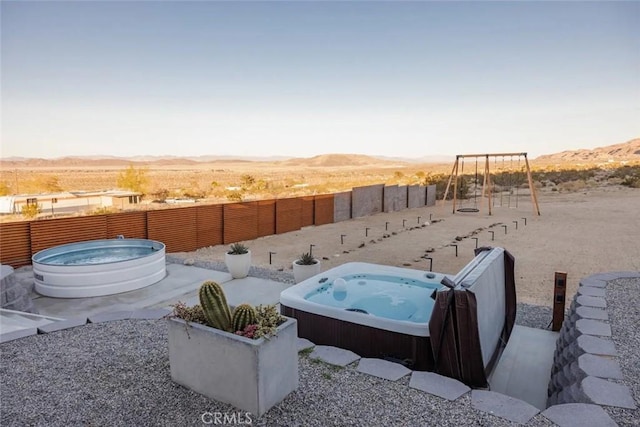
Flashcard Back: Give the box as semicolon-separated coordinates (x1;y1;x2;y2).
535;138;640;164
1;138;638;169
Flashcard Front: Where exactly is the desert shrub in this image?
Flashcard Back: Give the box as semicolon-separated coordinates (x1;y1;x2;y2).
89;206;119;215
557;180;589;192
621;176;640;188
149;188;170;203
20;203;40;219
240;174;256;189
226;191;244;202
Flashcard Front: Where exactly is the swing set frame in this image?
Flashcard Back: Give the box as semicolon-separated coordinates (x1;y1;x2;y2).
442;152;541;216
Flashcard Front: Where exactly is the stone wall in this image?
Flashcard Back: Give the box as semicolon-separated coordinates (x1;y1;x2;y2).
547;272;636;409
1;265;37;313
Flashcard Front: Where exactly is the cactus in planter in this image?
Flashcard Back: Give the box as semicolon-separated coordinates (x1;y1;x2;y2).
296;252;317;265
228;242;249;255
232;304;257;332
199;281;233;332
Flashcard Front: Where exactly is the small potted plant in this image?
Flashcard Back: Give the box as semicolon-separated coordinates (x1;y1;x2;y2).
167;281;299;417
292;251;321;283
225;242;251;279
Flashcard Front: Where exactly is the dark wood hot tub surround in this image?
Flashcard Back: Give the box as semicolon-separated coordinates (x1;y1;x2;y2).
281;305;434;370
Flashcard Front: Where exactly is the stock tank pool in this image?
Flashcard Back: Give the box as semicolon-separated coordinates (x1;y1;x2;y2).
33;238;166;298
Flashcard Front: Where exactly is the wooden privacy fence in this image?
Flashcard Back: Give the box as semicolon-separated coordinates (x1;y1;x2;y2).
0;194;336;268
0;184;433;268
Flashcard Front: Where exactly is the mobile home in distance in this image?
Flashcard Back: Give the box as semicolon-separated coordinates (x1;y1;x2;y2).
0;190;142;216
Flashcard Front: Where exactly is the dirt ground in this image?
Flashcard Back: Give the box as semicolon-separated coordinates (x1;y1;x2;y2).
176;186;640;307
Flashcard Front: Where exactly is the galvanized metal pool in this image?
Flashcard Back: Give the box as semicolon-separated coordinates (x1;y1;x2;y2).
33;238;166;298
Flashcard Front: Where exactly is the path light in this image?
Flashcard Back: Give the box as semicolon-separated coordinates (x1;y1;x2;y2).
309;244;315;257
341;234;346;245
365;227;370;237
522;217;527;226
513;220;518;230
489;230;495;241
472;237;478;249
425;257;433;272
417;216;421;224
452;244;458;257
502;225;508;234
403;219;407;227
385;222;390;231
269;251;276;265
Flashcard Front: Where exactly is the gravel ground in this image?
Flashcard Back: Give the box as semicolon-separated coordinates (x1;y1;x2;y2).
1;275;637;426
603;277;640;426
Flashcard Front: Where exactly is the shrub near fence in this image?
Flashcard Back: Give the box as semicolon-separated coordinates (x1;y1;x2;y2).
0;184;435;268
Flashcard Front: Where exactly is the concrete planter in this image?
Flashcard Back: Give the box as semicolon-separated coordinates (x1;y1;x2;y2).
225;250;251;279
167;316;298;417
292;259;321;283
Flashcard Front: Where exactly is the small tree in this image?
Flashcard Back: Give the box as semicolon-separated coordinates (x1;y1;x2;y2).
0;182;10;196
21;203;41;219
117;165;148;194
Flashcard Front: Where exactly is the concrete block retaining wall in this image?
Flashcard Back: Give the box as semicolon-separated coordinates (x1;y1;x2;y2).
382;185;402;212
397;185;408;210
335;185;433;221
1;265;37;313
333;192;352;223
407;185;422;208
547;273;637;409
351;184;384;218
426;184;437;207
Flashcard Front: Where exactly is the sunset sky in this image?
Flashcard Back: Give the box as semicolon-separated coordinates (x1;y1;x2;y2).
2;1;638;159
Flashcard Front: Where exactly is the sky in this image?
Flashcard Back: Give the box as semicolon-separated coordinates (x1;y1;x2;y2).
1;1;639;160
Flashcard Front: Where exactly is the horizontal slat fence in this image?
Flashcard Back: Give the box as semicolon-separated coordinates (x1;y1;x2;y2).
301;197;314;228
257;200;276;238
30;216;108;254
106;211;147;239
196;205;224;248
223;202;259;244
313;194;334;225
0;186;430;268
0;222;31;267
276;198;302;234
147;207;198;253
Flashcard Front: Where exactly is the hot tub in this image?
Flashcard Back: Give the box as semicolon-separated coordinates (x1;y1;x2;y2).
280;262;449;369
33;238;166;298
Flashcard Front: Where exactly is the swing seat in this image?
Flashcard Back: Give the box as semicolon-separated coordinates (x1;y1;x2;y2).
457;207;480;213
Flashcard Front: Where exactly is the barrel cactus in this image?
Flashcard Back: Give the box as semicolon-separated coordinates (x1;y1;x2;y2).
232;303;257;332
198;281;232;332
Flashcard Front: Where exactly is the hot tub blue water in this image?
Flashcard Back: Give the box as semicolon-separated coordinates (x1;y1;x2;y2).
304;274;441;322
38;246;157;265
281;262;449;336
33;238;166;298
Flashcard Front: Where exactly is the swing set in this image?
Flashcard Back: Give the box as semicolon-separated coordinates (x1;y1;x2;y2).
441;152;540;216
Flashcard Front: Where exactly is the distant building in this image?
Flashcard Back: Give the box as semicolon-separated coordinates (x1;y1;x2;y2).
0;190;142;215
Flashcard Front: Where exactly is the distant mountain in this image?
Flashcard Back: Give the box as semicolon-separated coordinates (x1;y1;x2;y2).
0;155;291;168
534;138;640;164
278;154;408;168
2;139;638;168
